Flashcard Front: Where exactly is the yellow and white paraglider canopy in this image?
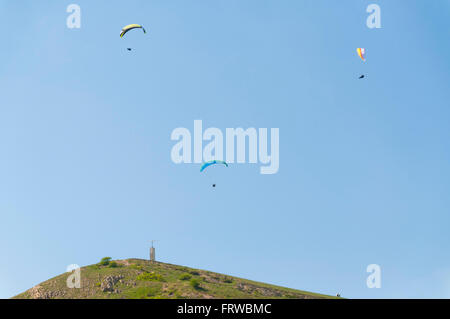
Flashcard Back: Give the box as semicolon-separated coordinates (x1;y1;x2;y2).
356;48;366;61
120;24;146;38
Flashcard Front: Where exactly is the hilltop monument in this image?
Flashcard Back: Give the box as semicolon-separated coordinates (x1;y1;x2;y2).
150;240;156;262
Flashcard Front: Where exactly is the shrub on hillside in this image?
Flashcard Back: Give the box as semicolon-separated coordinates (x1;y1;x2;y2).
136;272;163;282
179;273;192;281
99;257;112;266
222;277;233;283
190;278;201;290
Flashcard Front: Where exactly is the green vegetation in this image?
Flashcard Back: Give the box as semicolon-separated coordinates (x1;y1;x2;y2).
129;264;144;271
129;286;162;299
223;276;233;283
12;258;340;299
189;278;201;290
136;272;163;282
178;273;192;281
98;257;112;266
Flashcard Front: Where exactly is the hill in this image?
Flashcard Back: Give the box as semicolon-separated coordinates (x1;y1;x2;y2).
13;258;336;299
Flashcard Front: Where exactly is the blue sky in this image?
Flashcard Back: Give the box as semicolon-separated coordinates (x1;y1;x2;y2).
0;0;449;298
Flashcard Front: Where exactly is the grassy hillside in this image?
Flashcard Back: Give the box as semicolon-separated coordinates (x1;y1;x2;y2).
13;258;337;299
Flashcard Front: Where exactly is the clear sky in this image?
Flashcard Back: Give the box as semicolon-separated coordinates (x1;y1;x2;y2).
0;0;449;299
